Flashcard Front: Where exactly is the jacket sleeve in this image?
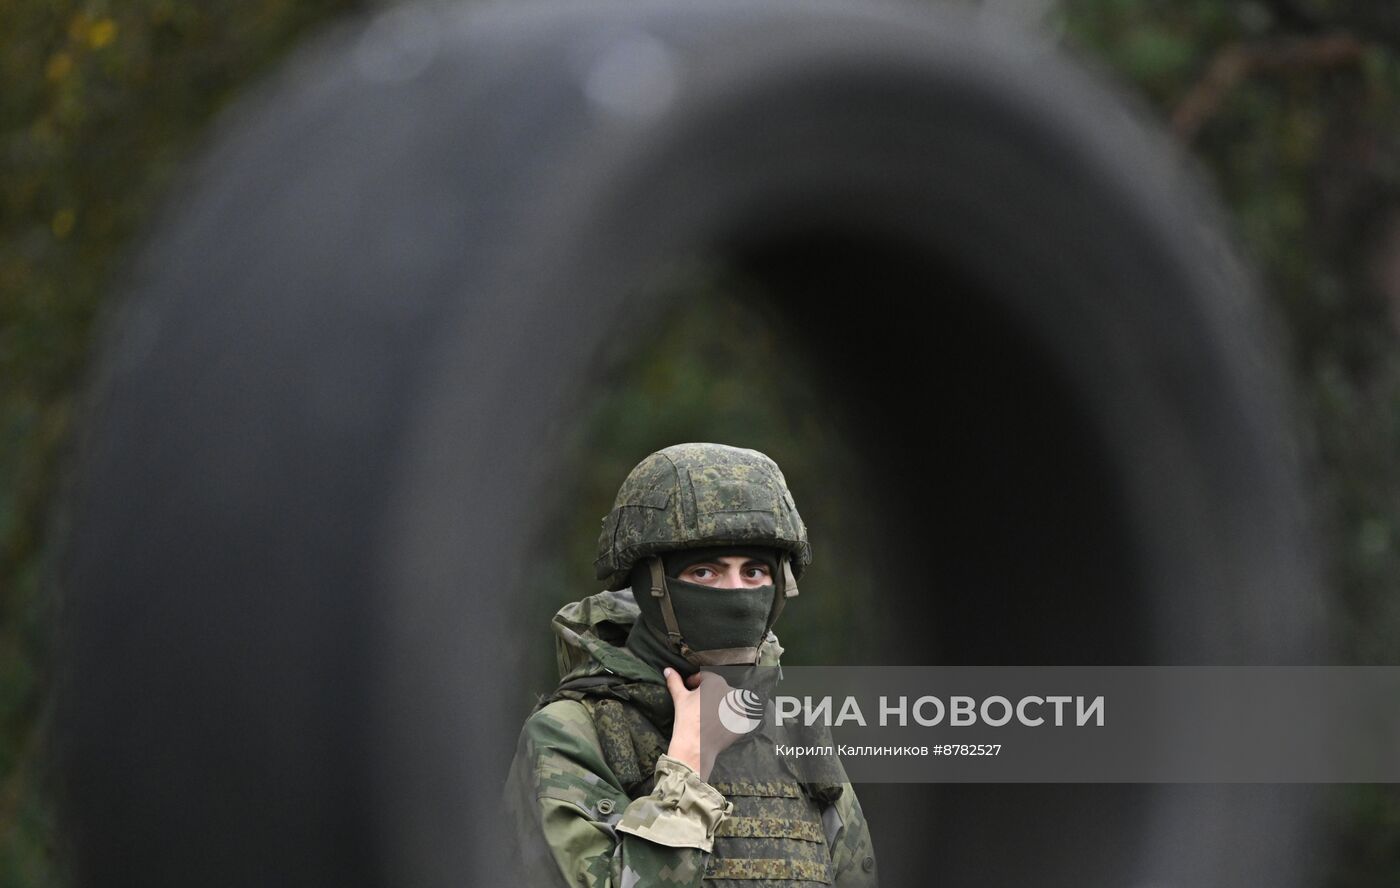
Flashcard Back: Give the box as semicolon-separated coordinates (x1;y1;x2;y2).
505;700;733;888
827;782;879;887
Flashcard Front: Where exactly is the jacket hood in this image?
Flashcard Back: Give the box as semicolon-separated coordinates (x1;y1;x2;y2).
550;588;784;687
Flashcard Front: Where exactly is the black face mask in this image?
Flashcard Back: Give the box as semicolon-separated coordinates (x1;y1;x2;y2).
661;575;775;649
625;548;796;675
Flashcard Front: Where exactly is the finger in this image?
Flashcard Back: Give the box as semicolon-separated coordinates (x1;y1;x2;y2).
663;667;688;701
685;671;709;689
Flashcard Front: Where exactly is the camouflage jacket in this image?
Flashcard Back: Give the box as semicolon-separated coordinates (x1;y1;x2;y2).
504;589;879;887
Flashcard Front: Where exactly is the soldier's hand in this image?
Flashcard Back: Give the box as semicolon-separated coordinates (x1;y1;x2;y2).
663;667;745;782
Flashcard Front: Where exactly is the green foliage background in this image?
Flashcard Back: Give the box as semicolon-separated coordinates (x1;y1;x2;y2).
0;2;364;883
3;0;1399;884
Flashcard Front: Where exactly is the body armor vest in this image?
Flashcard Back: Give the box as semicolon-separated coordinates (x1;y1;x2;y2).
703;732;834;885
551;680;840;886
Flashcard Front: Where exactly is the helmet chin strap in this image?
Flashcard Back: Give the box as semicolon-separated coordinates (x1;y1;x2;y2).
647;555;800;668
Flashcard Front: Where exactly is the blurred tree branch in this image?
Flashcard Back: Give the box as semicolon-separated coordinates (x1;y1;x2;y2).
1173;33;1365;141
1173;1;1400;142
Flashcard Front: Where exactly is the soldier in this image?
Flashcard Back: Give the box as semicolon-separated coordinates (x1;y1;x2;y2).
504;442;879;887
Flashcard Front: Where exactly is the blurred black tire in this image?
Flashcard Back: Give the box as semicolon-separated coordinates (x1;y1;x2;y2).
61;1;1324;886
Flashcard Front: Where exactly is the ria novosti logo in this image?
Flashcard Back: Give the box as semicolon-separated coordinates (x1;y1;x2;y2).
718;688;765;733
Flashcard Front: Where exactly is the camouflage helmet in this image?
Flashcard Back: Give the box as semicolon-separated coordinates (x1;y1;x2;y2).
595;443;812;591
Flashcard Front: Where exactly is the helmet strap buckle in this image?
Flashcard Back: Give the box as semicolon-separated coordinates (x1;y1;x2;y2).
648;557;691;657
